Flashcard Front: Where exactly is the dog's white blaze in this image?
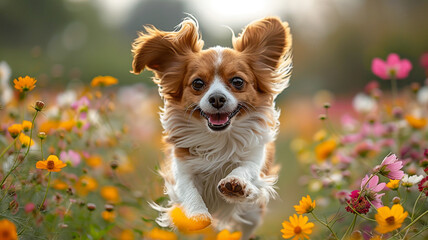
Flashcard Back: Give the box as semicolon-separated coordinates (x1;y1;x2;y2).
199;77;238;113
212;45;224;68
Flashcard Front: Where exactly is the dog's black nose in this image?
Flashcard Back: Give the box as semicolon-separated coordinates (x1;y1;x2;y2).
209;94;226;109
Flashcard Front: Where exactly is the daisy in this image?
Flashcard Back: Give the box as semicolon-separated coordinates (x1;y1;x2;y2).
375;204;408;234
281;214;314;240
36;155;67;172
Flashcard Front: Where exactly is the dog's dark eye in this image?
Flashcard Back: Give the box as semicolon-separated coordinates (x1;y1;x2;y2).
230;77;244;90
192;78;205;91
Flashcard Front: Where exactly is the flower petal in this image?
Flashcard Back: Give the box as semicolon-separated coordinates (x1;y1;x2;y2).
396;59;412;79
372;58;388;79
387;53;400;65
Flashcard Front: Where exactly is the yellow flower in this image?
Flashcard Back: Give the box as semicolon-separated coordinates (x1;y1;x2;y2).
22;120;32;131
374;204;408;234
102;210;116;222
315;139;336;162
39;120;60;133
0;219;18;240
216;229;242;240
7;124;22;138
405;115;427;129
119;229;134;240
75;175;98;196
313;129;327;142
53;179;68;190
19;133;34;147
170;206;211;232
36;155;67;172
386;179;400;190
13;76;36;92
91;76;118;87
100;186;121;203
146;228;177;240
294;195;316;214
281;214;314;240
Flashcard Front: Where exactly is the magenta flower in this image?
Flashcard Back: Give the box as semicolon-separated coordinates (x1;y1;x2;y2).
376;154;404;180
371;53;412;80
360;175;385;208
345;190;371;214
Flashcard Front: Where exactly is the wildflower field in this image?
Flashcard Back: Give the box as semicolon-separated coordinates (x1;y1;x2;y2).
1;47;428;240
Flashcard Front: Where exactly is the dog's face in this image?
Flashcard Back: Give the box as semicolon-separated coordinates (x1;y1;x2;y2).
132;17;292;131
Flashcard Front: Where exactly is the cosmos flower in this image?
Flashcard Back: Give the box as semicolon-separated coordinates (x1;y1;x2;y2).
371;53;412;80
13;76;37;92
360;175;385;208
22;120;32;132
0;219;18;240
91;75;118;87
376;154;404;180
7;124;22;138
418;176;428;196
405;115;427;129
294;195;316;214
345;190;371;214
19;133;34;147
100;186;121;203
374;204;408;234
281;214;314;240
36;155;67;172
386;179;400;190
401;174;424;187
315;139;337;162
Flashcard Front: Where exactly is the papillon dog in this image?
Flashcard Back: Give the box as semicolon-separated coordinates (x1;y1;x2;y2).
131;16;292;239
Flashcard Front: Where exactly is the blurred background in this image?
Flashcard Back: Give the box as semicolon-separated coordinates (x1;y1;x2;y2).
1;0;428;237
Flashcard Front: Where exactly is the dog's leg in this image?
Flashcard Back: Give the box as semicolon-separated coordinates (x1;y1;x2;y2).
218;145;275;203
172;158;211;219
238;205;263;240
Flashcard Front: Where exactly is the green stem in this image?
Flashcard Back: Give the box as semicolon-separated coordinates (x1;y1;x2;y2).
411;191;423;221
391;76;398;106
0;138;18;160
341;214;357;240
345;201;376;222
0;146;22;187
24;111;38;157
311;212;339;240
39;172;51;211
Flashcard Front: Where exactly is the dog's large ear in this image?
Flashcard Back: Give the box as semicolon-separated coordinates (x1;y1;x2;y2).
131;19;203;98
233;17;292;95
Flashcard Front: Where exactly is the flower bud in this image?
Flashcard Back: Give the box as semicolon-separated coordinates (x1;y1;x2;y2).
392;197;401;204
105;204;114;212
35;100;45;111
392;107;403;119
38;132;47;140
411;82;420;93
323;102;331;109
110;161;119;170
87;203;96;211
319;114;326;120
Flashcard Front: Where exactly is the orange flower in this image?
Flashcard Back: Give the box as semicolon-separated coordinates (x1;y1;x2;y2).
36;155;67;172
13;76;36;92
100;186;121;203
374;204;408;234
53;179;68;190
170;206;211;232
146;228;177;240
0;219;18;240
86;155;102;167
315;139;337;162
22;120;32;131
119;229;135;240
216;229;242;240
91;76;118;87
7;124;22;138
405;115;427;129
75;175;98;196
294;195;316;214
102;210;116;222
58;120;75;131
19;133;34;147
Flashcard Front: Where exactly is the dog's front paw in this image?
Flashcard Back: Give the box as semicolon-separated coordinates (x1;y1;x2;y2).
218;177;258;202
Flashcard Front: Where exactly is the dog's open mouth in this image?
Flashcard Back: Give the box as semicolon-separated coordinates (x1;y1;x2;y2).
200;105;242;131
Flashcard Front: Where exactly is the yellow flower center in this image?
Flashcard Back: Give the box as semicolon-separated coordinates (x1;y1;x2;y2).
385;216;395;225
47;160;55;170
294;226;302;234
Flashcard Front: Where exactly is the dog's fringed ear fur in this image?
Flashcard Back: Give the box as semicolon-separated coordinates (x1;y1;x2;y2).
233;17;292;96
131;19;204;99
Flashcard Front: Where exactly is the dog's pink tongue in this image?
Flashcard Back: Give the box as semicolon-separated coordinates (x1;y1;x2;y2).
209;113;229;125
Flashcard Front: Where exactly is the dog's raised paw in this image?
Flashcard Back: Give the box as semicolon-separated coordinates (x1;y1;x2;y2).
218;177;251;199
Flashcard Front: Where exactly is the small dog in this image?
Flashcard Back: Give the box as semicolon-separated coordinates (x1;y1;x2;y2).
132;16;292;239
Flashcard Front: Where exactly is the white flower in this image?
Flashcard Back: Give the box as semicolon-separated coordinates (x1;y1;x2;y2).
352;93;377;113
417;86;428;105
0;61;12;105
57;90;77;107
401;174;424;187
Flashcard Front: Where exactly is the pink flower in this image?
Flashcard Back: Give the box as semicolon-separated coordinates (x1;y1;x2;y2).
25;203;35;213
360;175;385;208
371;53;412;80
376;154;404;180
420;53;428;70
60;150;81;166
